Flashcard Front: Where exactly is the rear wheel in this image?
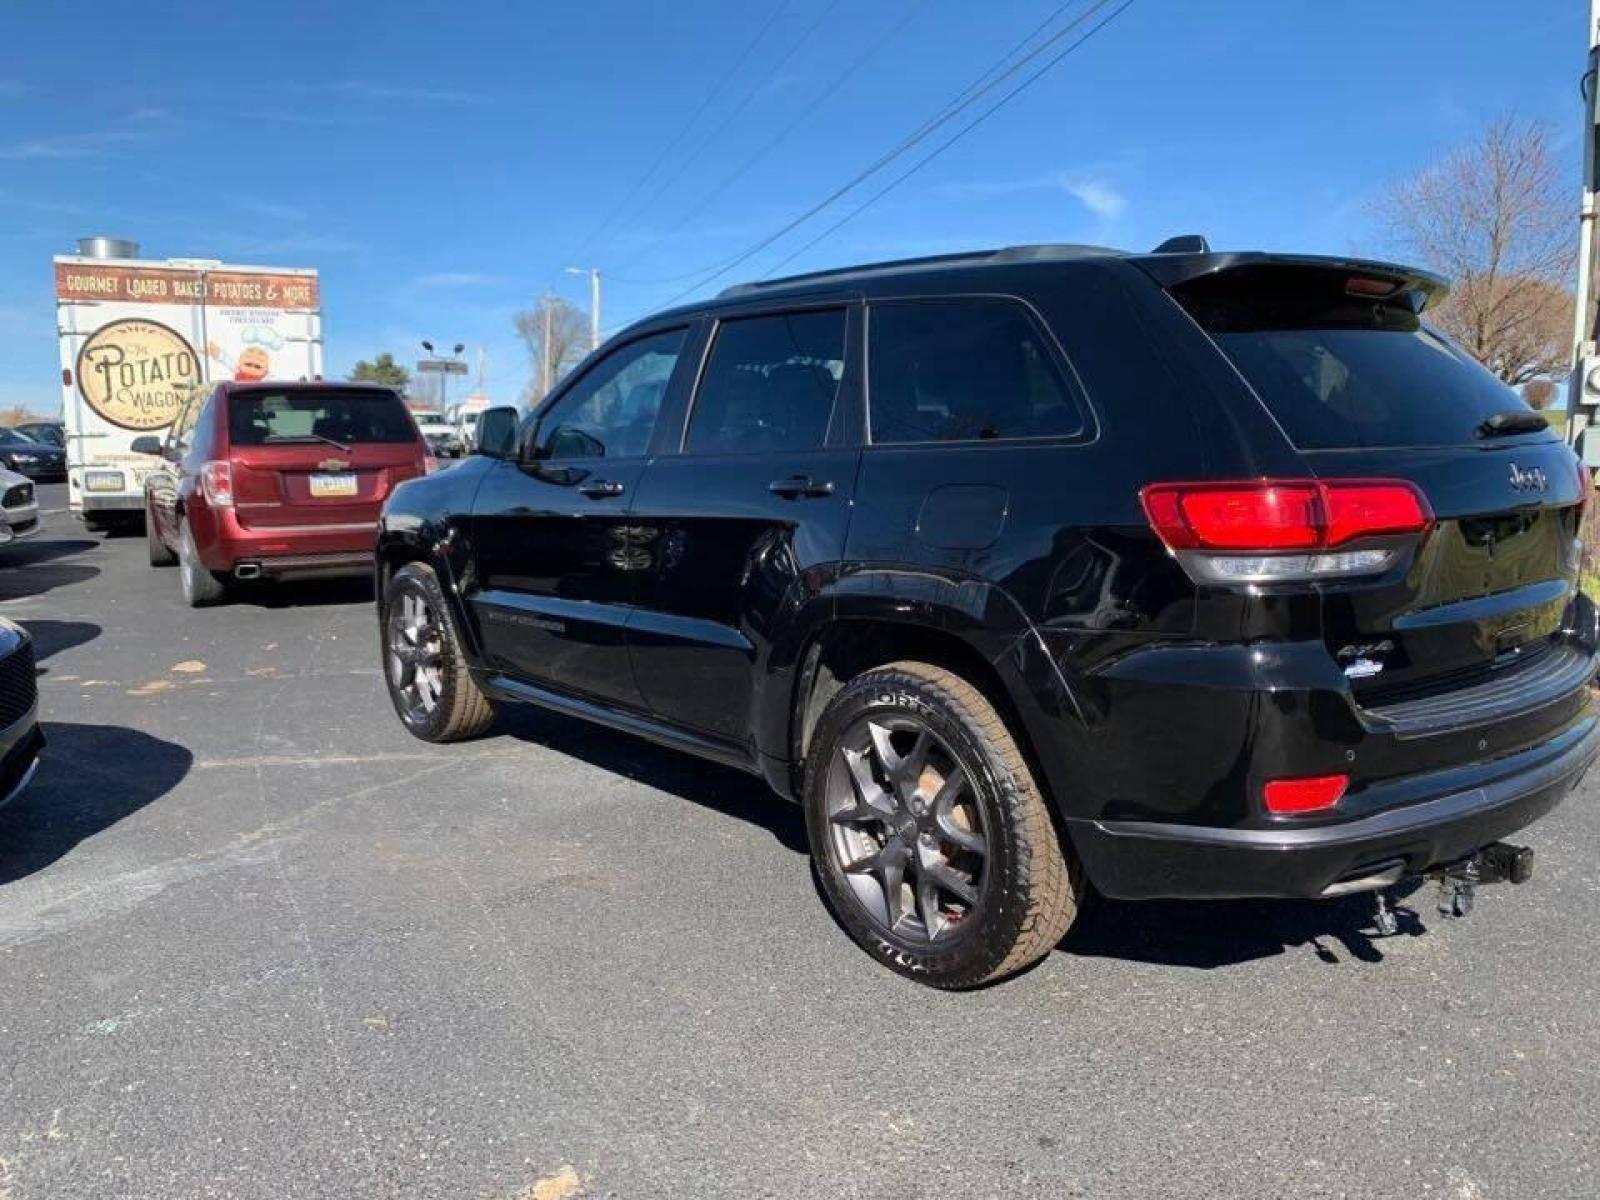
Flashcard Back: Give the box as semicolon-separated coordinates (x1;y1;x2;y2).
381;562;496;741
147;505;176;567
804;661;1080;989
177;519;227;607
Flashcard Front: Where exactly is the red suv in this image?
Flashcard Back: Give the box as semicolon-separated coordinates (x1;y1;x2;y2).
136;381;432;606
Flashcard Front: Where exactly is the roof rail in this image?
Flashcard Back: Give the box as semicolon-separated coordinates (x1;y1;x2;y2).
717;242;1121;298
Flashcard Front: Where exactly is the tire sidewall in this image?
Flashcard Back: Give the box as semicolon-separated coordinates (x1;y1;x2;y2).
803;669;1029;987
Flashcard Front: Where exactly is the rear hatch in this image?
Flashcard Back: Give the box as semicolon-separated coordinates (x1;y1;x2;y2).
226;386;426;529
1168;261;1588;725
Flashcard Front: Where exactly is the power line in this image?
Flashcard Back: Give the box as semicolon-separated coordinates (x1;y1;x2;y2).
608;0;1082;289
569;0;792;261
616;0;843;242
757;0;1137;280
613;0;928;279
652;0;1121;308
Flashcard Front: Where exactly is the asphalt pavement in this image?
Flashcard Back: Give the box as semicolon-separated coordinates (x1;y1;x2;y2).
1;482;1597;1199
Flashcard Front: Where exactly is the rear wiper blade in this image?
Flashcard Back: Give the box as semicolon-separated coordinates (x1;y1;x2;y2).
1476;411;1549;438
265;432;352;453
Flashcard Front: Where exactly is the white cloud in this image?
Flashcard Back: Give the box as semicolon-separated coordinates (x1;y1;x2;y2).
409;271;502;289
1060;176;1125;220
0;128;149;160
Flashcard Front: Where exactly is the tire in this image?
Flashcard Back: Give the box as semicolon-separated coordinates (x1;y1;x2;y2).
381;562;496;742
147;506;176;567
803;661;1080;989
176;519;227;607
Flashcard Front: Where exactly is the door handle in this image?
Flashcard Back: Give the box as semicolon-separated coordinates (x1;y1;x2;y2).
579;479;626;499
768;474;835;499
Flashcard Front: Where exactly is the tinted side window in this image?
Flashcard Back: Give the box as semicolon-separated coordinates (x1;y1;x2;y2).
538;329;686;461
685;310;846;455
868;299;1085;444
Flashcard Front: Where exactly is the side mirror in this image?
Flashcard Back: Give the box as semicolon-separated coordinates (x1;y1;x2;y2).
475;406;519;459
130;435;164;456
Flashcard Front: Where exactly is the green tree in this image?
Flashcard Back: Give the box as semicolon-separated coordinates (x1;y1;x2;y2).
349;352;410;390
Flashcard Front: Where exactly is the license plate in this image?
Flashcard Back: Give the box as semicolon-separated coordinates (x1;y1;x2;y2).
308;472;358;498
84;470;125;492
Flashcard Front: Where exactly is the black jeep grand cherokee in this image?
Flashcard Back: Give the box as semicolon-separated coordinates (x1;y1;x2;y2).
375;240;1598;988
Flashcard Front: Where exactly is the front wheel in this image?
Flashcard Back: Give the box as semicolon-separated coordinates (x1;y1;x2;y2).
381;563;496;741
147;504;176;567
804;661;1081;989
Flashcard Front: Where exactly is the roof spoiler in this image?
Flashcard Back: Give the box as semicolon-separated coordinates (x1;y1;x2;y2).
1129;250;1450;311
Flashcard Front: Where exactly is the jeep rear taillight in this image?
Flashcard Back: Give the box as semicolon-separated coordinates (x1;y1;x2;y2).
200;461;234;507
1140;479;1431;584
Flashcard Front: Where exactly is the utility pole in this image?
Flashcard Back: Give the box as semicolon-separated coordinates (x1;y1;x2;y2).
541;298;553;397
1569;0;1600;452
566;266;602;351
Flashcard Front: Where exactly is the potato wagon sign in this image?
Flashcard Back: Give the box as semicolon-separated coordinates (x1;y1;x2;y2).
74;317;201;431
55;251;323;522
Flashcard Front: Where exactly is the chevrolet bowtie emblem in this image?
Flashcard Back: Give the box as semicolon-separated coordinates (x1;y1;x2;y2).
316;459;348;472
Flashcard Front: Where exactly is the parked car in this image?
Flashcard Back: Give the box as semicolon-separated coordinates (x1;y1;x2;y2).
373;240;1598;988
135;381;431;607
0;428;66;481
11;421;64;449
412;409;462;458
453;407;481;453
0;470;40;549
0;617;43;811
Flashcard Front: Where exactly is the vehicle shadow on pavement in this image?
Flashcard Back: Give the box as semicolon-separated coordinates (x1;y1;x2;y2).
225;577;374;610
496;705;809;853
1062;882;1432;969
19;618;101;668
0;539;99;599
0;722;193;886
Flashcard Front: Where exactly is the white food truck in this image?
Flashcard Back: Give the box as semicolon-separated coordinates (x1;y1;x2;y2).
54;237;323;530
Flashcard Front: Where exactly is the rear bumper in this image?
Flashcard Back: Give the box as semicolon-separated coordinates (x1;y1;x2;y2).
1069;713;1600;900
192;504;378;575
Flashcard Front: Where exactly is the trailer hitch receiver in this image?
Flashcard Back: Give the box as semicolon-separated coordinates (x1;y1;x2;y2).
1427;842;1534;918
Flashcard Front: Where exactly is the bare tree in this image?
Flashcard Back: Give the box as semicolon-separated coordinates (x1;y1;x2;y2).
1375;116;1575;386
515;295;590;401
1523;377;1558;410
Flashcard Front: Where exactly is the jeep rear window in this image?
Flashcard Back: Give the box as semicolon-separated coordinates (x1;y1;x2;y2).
228;389;416;446
1174;267;1542;450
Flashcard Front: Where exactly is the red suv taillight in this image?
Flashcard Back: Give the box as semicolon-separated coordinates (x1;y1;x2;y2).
1140;478;1431;584
200;461;234;507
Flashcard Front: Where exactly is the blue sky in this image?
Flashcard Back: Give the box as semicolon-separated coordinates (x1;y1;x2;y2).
0;0;1583;413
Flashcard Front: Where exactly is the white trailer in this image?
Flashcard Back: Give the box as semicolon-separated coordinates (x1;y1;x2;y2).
54;238;323;529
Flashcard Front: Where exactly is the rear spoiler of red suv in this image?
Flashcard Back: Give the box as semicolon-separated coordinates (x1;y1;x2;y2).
1127;250;1450;314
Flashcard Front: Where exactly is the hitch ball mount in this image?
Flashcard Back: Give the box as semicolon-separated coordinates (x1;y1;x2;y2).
1425;841;1534;919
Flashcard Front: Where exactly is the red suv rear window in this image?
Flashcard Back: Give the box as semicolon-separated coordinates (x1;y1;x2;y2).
228;388;416;447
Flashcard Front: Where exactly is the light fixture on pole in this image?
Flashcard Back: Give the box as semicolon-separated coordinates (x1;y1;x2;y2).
417;338;469;411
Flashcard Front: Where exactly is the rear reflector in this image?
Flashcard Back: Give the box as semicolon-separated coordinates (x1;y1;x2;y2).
1141;479;1430;552
1263;774;1348;815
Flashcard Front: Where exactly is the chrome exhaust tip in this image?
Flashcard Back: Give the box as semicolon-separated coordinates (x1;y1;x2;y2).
233;562;263;580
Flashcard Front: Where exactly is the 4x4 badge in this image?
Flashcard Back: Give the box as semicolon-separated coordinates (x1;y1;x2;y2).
1508;463;1548;493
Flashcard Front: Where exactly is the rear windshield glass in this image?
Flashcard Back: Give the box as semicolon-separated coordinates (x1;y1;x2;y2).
228;389;416;446
1175;268;1545;450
